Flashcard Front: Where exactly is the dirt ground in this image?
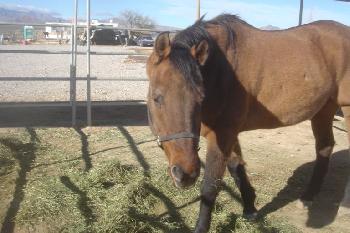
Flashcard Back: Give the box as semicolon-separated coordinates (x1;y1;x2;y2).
238;117;350;233
0;105;349;232
0;45;151;102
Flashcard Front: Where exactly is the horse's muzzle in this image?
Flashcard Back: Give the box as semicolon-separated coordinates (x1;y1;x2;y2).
170;165;200;188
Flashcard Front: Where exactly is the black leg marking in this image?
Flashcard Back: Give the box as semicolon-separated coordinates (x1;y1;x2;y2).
195;195;216;233
228;164;257;217
301;156;330;202
302;100;337;203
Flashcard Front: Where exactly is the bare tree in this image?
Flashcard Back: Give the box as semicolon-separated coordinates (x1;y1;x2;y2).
119;10;155;29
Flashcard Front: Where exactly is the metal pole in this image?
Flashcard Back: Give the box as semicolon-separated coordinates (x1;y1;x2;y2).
86;0;92;126
70;25;74;105
71;0;78;126
71;25;74;64
197;0;201;20
298;0;304;26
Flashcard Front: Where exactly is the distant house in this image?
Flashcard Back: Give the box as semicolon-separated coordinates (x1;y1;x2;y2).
45;22;72;40
44;20;120;41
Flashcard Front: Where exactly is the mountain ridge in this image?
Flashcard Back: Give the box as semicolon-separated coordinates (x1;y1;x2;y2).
0;5;63;23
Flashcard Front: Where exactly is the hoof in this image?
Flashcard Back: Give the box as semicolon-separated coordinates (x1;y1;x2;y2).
296;199;312;209
243;211;258;221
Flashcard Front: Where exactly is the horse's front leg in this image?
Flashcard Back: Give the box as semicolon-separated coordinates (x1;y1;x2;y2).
227;140;257;219
194;131;232;233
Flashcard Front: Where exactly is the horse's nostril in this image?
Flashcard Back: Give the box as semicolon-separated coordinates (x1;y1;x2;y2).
171;165;184;182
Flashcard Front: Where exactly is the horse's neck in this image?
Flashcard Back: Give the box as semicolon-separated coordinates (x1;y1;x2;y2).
200;46;235;117
201;24;251;123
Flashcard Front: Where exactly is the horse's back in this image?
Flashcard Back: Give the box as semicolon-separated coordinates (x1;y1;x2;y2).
235;21;350;129
295;21;350;108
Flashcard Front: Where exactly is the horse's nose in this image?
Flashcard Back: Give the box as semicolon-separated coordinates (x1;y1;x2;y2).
190;168;199;179
171;165;185;182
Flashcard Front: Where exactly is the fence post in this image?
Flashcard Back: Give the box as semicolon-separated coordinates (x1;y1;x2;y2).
298;0;304;26
87;0;92;126
197;0;201;20
71;0;78;126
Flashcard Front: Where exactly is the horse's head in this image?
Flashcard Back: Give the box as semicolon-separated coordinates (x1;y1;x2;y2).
147;32;209;188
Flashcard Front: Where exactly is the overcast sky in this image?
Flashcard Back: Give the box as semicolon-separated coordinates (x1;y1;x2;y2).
1;0;350;28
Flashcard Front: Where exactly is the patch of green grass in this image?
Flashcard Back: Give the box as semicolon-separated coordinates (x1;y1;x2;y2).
17;161;192;233
214;214;301;233
16;160;300;233
1;127;302;233
0;144;16;176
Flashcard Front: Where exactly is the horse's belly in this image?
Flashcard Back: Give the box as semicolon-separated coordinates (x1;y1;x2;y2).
243;78;333;130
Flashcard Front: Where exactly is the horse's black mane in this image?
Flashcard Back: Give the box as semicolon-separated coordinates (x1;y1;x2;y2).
168;14;242;93
171;14;242;49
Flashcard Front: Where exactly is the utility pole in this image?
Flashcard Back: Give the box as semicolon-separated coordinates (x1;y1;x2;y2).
197;0;201;20
299;0;304;26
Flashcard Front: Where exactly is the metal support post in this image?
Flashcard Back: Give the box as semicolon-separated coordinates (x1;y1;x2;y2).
86;0;92;126
71;0;78;126
70;25;74;105
197;0;201;20
299;0;304;26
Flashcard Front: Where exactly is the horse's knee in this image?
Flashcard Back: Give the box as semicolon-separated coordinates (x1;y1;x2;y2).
318;144;334;158
314;130;335;158
227;152;245;173
227;159;239;180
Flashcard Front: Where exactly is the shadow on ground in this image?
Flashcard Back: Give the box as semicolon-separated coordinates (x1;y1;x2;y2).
128;183;194;233
0;128;38;233
0;101;148;127
117;126;150;175
60;176;96;228
259;149;350;228
113;128;194;232
74;128;93;172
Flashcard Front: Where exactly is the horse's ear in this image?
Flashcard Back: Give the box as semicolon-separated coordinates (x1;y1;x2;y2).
154;32;171;60
191;40;209;66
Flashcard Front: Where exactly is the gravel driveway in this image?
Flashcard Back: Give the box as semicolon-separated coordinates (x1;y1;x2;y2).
0;44;151;102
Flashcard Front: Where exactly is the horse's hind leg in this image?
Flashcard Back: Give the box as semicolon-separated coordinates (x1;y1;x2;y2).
301;100;338;203
338;106;350;215
227;141;257;218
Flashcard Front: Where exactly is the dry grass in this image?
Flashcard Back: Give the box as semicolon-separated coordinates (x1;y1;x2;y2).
0;122;348;233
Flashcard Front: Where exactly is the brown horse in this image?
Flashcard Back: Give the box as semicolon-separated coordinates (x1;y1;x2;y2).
147;14;350;233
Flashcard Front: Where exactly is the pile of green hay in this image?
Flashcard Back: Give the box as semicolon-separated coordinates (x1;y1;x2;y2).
16;161;299;233
16;161;199;232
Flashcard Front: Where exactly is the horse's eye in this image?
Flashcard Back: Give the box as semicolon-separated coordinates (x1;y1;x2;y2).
153;95;164;106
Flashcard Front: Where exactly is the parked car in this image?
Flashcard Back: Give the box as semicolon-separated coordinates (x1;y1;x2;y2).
80;29;117;45
91;29;116;45
136;35;154;47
